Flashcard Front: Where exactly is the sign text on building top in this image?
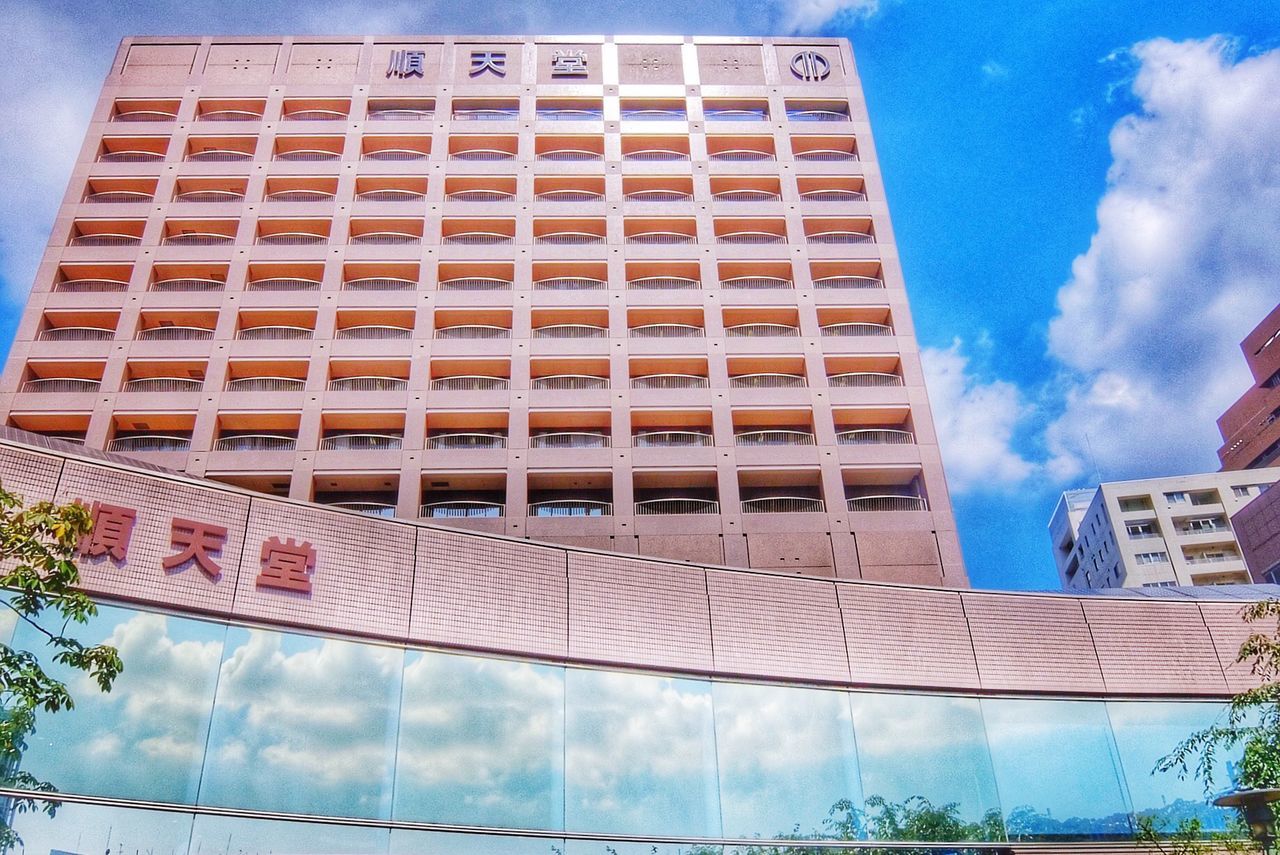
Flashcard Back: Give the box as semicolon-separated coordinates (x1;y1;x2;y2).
790;50;831;82
470;50;506;77
386;49;426;78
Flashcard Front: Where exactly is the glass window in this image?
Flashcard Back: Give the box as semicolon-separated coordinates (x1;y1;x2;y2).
393;831;565;855
191;813;391;854
198;627;403;818
981;698;1132;839
395;650;565;829
7;799;194;855
565;668;720;836
850;692;1003;840
713;682;860;838
11;604;224;804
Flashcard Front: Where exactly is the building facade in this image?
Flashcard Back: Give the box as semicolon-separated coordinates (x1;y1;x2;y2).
1051;469;1280;590
1217;302;1280;472
0;34;963;585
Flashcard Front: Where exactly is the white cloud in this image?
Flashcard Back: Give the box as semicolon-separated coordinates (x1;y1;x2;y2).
981;60;1010;79
921;340;1038;493
775;0;882;34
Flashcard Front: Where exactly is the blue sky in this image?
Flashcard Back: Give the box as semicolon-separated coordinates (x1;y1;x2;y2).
0;0;1277;589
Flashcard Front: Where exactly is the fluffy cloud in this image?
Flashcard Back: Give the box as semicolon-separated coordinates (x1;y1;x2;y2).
774;0;883;33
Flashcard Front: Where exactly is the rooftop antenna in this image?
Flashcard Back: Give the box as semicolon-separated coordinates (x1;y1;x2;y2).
1084;432;1104;486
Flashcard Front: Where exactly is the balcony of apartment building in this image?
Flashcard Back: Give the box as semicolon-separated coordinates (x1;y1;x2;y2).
703;98;770;123
706;134;776;163
110;98;180;124
1170;513;1236;548
119;359;206;397
273;136;344;163
732;409;818;465
17;360;104;397
526;471;614;529
797;176;868;206
535;176;605;204
718;261;795;294
83;177;157;206
723;308;802;352
627;308;705;353
5;412;90;445
621;135;690;163
621;175;693;204
160;218;237;248
446;176;517;203
367;98;435;122
534;218;606;248
437;261;513;294
326;359;411;395
263;176;338;204
633;469;721;531
206;472;291;497
209;412;300;466
844;468;930;514
172;177;248;206
255;218;331;247
710;176;783;205
34;310;118;349
785;99;851;123
1164;488;1224;512
195;98;266;123
134;310;217;349
333;309;415;348
805;217;875;248
625;261;702;295
451;98;520;123
833;406;918;464
246;261;325;293
354;176;428;204
428;358;511;394
95;136;167;164
818;307;895;348
440;217;515;247
630;357;710;398
529;358;611;401
825;356;907;402
527;411;612;466
810;260;885;295
281;98;350;123
424;411;509;458
790;135;859;163
738;469;827;519
535;134;604;162
106;412;195;459
727;356;808;396
51;262;133;294
714;217;787;247
313;473;401;519
625;217;697;248
347;218;424;247
534;97;604;123
448;134;516;163
432;308;513;354
343;262;419;293
234;310;317;353
630;409;716;467
620;98;687;123
147;262;227;294
362;136;431;163
316;412;406;466
67;219;144;249
222;359;308;396
1124;519;1164;544
531;309;610;353
1183;545;1250;585
420;472;506;531
184;136;255;164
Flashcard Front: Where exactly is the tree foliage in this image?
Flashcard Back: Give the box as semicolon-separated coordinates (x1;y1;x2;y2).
0;488;123;849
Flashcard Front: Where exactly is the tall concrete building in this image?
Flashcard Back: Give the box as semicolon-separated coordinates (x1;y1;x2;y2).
0;35;963;584
1217;302;1280;472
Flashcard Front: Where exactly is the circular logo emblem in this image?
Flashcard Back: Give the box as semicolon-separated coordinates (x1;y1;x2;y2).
790;51;831;82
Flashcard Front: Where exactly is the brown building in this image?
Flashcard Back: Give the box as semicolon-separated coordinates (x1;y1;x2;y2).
0;35;964;585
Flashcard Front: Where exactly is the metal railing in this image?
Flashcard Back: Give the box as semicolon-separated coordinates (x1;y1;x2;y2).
283;109;348;121
531;374;608;391
623;150;689;161
627;276;700;290
836;428;915;445
123;376;202;393
801;189;868;202
827;372;903;387
847;495;929;512
713;190;781;202
808;231;874;245
247;278;321;292
821;322;894;337
438;277;511;291
324;501;396;518
334;325;412;340
720;276;792;290
345;277;416;291
434;325;510;340
813;275;884;289
274;150;341;162
112;109;178;122
151;278;225;292
534;277;605;291
635;498;720;515
225;377;305;392
448;190;515;202
631;373;708;389
85;191;154;204
421;500;504;518
237;325;314;341
136;326;213;341
742;496;825;513
98;150;163;163
537;232;605;245
108;435;191;453
1177;524;1231;535
213;434;297;452
162;232;235;246
186;150;252;162
55;278;129;293
20;377;101;393
528;499;612;517
537;190;604;202
70;234;142;247
429;375;509;391
537;150;602;161
319;433;403;451
38;327;114;342
794;149;858;162
786;109;850;122
627;231;695;245
535;108;603;120
197;110;263;122
368;108;434;121
175;190;246;203
725;323;799;337
265;190;334;203
621;109;686;120
624;190;692;202
256;232;328;245
357;189;425;202
363;149;428;161
327;376;408;392
1186;553;1243;565
450;149;516;161
718;231;785;245
530;431;610;449
452;109;520;121
349;231;421;245
705;108;768;121
633;430;712;447
425;433;508;450
630;324;703;338
735;429;815;446
442;232;513;245
533;324;608;339
708;149;774;161
730;373;807;389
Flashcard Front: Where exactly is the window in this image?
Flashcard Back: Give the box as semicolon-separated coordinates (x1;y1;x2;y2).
1164;491;1188;505
1142;580;1178;588
1135;552;1169;565
1126;521;1157;538
1232;485;1256;499
1185;517;1222;533
1119;496;1153;512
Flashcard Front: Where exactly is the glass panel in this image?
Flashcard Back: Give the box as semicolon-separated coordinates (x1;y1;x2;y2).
981;697;1133;839
567;842;720;855
1107;700;1235;831
713;682;860;838
198;627;403;818
11;605;224;803
565;668;720;836
395;650;565;829
5;799;194;855
849;692;1003;841
391;830;564;855
190;813;391;855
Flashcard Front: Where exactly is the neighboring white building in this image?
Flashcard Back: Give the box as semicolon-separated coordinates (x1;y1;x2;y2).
1050;468;1280;590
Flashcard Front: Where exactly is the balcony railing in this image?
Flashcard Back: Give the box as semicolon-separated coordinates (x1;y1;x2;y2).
635;498;720;515
327;376;408;392
450;149;516;161
20;378;101;393
136;326;214;341
334;325;412;340
537;190;604;203
530;431;610;449
274;150;341;162
186;150;252;162
1177;525;1231;535
357;189;426;202
528;499;612;517
430;375;509;391
536;108;603;121
108;435;191;453
705;108;768;121
448;190;515;202
162;233;235;246
724;323;799;338
197;110;263;122
70;234;142;247
718;231;785;245
38;327;114;342
368;108;435;121
246;277;321;292
631;374;708;390
453;109;519;121
720;276;792;290
213;435;297;452
363;149;428;161
623;150;689;161
256;232;328;246
708;149;774;161
85;191;154;204
624;190;691;202
633;430;713;447
742;496;825;513
731;374;807;390
813;275;884;289
319;433;403;451
621;109;686;121
284;110;348;121
349;231;421;245
627;232;695;245
175;190;246;203
112;110;178;122
225;377;305;392
442;232;513;246
325;501;396;518
434;325;510;340
537;149;602;161
438;277;511;291
123;377;202;393
627;276;700;290
801;189;868;202
827;372;904;388
836;428;915;445
531;374;609;391
237;325;314;341
537;232;605;246
421;500;505;518
425;433;508;450
345;277;416;291
847;495;929;512
807;231;874;245
151;278;225;292
629;324;704;338
734;429;815;446
264;190;335;203
533;324;608;339
55;278;129;293
1185;553;1243;565
534;277;606;291
98;151;163;163
821;322;894;337
787;109;850;122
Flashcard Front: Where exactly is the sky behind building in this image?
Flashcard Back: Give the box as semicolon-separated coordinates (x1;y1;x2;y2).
0;0;1276;589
